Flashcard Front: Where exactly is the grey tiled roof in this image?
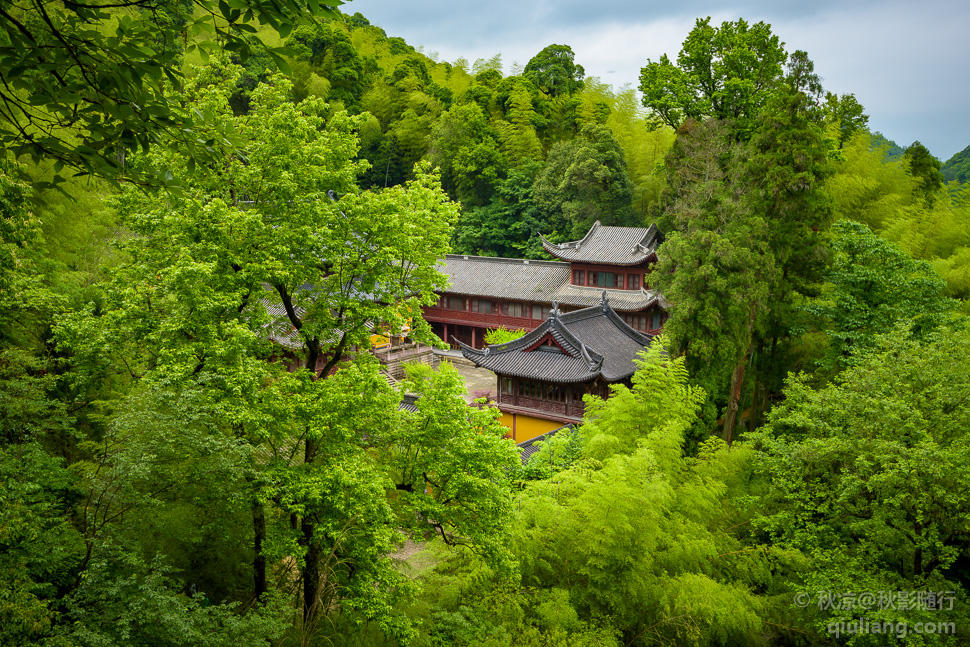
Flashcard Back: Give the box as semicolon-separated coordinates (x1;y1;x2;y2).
440;255;570;300
553;284;665;311
439;256;667;312
458;300;653;383
541;221;663;265
517;424;573;465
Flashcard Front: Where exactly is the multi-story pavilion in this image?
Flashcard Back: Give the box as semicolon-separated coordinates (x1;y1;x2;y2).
457;296;654;441
422;221;669;349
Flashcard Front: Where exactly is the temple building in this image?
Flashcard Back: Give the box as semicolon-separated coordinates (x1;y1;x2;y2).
422;221;669;349
457;295;654;442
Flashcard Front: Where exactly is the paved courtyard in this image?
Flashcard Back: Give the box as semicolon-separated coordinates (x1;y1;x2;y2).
434;349;497;403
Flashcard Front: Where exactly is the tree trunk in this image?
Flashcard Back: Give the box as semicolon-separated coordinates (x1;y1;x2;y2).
748;340;761;431
722;356;747;447
253;499;267;601
302;517;320;624
301;436;320;625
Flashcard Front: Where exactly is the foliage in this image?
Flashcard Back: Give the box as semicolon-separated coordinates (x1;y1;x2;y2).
806;220;959;374
514;341;792;645
532;123;637;239
639;17;788;137
523;44;585;97
904;140;945;202
0;0;344;186
484;327;527;345
386;363;520;568
942;144;970;184
755;329;970;640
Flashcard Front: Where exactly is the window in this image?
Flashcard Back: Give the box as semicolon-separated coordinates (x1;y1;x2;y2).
651;312;662;330
624;313;647;331
594;271;623;288
502;302;524;317
627;274;640;290
500;377;513;394
471;299;494;314
445;296;465;310
532;304;544;319
573;269;585;285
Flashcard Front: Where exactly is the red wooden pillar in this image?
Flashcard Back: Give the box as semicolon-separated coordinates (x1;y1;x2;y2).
471;327;476;349
443;322;449;346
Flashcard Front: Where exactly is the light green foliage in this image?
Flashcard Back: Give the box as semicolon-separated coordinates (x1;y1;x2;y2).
54;57;459;637
0;0;344;186
484;326;526;345
756;329;970;638
826;131;922;232
581;337;705;462
386;363;520;568
806;220;959;374
514;343;785;645
639;17;788;136
596;85;676;218
532;123;637;238
497;79;545;166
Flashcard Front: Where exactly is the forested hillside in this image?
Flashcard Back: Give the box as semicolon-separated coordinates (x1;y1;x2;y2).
2;3;970;646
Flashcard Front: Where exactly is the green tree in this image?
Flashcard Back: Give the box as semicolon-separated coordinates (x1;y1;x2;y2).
515;342;789;645
57;60;459;633
822;91;869;148
0;0;344;186
904;140;945;203
532;123;637;239
807;220;958;374
639;17;788;137
653;118;774;445
755;329;970;638
523;44;585;97
385;363;520;567
286;21;366;110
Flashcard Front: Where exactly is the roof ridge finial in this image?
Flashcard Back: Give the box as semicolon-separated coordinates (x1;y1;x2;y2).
600;290;609;311
550;301;561;319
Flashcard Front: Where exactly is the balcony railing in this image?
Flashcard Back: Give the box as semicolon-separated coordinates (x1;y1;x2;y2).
421;305;536;329
499;393;585;420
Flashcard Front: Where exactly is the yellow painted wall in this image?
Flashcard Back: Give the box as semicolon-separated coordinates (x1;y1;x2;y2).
499;412;563;443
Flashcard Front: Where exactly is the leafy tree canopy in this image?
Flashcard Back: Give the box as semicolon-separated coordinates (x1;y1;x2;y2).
523;44;585;97
0;0;344;186
639;17;789;136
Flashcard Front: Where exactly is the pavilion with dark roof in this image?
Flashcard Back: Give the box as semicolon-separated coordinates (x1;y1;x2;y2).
456;293;654;441
422;221;669;351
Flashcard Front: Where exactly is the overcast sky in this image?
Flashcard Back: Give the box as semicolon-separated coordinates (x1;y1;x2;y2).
348;0;969;161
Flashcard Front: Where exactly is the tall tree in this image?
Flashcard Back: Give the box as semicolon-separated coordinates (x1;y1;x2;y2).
532;123;637;239
639;17;788;137
523;44;585;97
57;60;459;632
653;119;774;445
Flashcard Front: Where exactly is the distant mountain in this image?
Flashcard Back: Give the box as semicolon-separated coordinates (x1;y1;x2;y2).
942;145;970;184
870;132;905;160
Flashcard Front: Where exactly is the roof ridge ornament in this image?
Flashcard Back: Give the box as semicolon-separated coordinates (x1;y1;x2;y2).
550;301;562;319
600;290;609;312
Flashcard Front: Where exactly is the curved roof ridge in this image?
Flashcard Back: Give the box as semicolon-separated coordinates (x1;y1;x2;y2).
541;220;601;254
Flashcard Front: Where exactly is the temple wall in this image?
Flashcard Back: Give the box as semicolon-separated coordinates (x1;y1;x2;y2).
499;412;564;443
